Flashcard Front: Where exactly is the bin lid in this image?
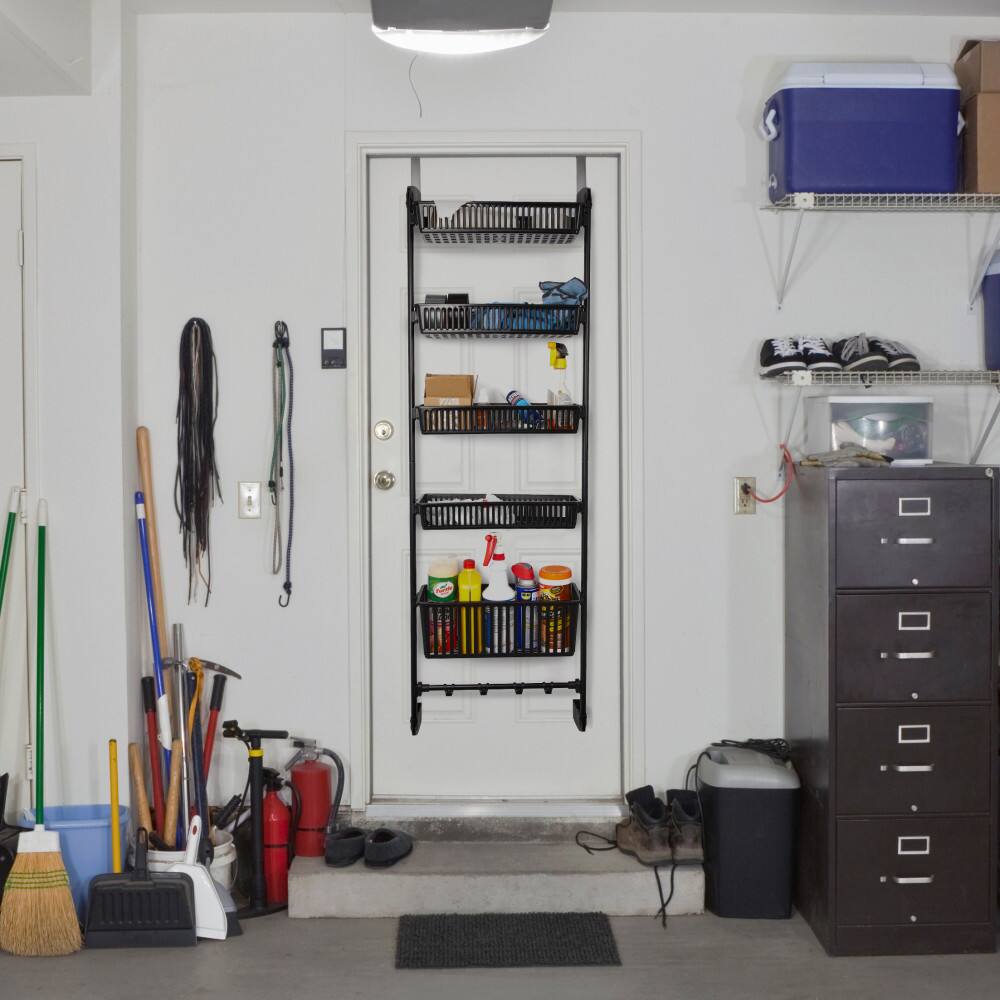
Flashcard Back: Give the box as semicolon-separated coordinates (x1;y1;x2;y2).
778;62;958;91
697;747;800;790
987;252;1000;279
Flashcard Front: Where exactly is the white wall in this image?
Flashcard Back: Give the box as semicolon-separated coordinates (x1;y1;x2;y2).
124;8;1000;804
0;0;127;812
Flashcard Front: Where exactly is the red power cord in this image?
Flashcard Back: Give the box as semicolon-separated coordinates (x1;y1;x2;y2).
747;444;796;504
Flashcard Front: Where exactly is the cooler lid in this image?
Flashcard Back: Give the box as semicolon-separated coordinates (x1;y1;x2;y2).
778;62;958;91
988;252;1000;279
697;747;800;790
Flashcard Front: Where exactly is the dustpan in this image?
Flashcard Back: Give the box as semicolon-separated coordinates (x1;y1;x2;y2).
84;828;197;948
168;816;227;940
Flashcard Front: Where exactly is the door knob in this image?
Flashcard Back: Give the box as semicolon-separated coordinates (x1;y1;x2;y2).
373;470;396;491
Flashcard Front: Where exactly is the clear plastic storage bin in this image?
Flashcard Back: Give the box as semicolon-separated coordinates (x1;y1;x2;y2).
805;396;932;465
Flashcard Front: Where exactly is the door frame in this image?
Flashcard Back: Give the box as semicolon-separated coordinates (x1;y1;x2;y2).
345;132;644;811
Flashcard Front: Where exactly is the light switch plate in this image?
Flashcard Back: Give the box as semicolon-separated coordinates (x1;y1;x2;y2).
239;482;261;519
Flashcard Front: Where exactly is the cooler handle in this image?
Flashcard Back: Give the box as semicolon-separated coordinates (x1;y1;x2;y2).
758;106;779;142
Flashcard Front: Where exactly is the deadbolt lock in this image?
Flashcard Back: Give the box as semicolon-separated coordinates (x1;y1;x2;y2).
373;420;394;441
373;470;396;491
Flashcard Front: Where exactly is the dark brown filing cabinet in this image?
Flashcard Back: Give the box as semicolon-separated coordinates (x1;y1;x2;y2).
785;465;998;956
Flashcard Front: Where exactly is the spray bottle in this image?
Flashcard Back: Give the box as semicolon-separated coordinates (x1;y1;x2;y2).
481;534;515;654
547;342;572;429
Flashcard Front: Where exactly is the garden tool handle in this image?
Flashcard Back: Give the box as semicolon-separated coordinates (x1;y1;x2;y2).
129;742;154;833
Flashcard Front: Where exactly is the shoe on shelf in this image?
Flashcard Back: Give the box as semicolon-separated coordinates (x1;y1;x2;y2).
832;334;888;372
759;337;805;377
799;336;841;371
615;785;673;866
869;338;920;372
665;789;704;864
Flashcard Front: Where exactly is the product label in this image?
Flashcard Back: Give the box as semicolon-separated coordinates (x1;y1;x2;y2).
540;584;566;600
430;580;456;601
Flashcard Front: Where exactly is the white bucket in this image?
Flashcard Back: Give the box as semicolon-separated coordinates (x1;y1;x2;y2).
131;829;237;890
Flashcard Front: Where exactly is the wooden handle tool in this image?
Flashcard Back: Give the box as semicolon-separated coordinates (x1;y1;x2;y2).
162;739;182;848
128;742;154;834
136;426;175;732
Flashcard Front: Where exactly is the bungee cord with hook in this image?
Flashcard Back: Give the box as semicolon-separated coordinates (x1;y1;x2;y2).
271;321;295;607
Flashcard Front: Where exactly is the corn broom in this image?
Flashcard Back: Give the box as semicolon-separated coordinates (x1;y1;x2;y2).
0;500;81;956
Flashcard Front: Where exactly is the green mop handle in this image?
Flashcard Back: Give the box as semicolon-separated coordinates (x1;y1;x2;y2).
0;487;20;617
35;499;46;826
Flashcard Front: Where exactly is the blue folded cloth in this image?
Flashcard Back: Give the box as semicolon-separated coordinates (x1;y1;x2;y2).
539;277;588;305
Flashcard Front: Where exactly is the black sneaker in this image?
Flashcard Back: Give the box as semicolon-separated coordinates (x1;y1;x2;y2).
665;789;704;864
832;334;888;372
799;336;841;371
869;338;920;372
759;337;805;377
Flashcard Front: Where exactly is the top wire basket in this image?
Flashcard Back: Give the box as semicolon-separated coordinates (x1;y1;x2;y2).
408;186;590;245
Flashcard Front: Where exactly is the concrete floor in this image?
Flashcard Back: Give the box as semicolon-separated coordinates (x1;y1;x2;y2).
1;913;999;1000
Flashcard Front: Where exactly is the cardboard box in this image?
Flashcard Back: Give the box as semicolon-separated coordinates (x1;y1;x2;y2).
423;373;476;406
956;40;1000;105
964;94;1000;193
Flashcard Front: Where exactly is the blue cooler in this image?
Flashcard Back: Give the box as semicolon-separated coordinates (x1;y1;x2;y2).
761;63;963;203
984;253;1000;371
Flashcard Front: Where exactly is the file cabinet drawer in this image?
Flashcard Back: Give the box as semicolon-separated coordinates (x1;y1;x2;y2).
835;593;992;703
836;706;990;815
836;479;992;589
837;817;991;926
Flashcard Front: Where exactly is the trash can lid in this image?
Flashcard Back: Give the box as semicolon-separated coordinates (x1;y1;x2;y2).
697;747;800;790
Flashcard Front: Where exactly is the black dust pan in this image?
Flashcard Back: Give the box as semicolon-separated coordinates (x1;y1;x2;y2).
84;828;197;948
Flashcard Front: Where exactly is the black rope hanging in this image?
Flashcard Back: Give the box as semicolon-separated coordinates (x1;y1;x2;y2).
174;317;221;606
272;321;294;607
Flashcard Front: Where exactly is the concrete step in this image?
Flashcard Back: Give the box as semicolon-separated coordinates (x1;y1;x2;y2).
289;841;704;918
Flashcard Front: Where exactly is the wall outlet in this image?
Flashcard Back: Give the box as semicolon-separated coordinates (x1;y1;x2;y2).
238;482;262;519
734;477;756;515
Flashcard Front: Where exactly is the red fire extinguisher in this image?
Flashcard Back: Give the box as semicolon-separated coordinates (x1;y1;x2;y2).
262;769;291;905
286;739;346;858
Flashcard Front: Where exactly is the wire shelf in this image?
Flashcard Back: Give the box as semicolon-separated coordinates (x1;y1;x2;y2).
765;370;1000;387
417;404;582;434
416;303;582;338
417;493;581;530
417;585;581;659
408;186;590;245
768;192;1000;213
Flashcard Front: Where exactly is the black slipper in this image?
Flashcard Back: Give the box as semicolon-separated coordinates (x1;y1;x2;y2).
325;827;366;868
364;828;413;868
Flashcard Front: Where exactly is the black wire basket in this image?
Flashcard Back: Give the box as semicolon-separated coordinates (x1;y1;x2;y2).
416;303;582;338
417;404;582;434
409;187;590;246
417;493;581;530
417;585;581;658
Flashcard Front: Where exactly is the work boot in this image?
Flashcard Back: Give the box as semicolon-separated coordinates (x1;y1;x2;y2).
666;789;704;864
615;785;672;866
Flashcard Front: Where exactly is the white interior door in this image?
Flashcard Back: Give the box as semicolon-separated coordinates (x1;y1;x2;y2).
0;160;29;821
369;154;621;801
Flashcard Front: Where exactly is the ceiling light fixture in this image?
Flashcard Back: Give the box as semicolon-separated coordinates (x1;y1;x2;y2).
371;1;551;57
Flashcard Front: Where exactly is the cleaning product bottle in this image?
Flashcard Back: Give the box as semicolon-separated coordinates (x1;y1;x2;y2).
547;342;572;428
506;389;540;428
512;562;538;652
457;559;483;655
481;534;515;654
427;557;459;654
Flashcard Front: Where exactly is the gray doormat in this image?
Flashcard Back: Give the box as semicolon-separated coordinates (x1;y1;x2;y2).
395;912;621;969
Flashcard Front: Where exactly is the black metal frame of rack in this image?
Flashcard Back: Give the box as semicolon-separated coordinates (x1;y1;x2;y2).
405;185;592;735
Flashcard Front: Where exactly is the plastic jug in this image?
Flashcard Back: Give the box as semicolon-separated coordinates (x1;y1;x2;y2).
458;559;482;655
428;557;459;654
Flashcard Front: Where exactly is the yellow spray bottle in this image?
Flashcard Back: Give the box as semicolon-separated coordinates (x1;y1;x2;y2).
547;341;572;428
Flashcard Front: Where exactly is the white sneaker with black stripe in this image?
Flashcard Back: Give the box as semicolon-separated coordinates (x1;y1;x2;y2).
759;337;805;377
832;334;889;372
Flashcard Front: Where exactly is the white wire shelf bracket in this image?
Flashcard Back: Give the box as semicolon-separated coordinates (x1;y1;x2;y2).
767;193;1000;212
765;370;1000;387
759;193;1000;309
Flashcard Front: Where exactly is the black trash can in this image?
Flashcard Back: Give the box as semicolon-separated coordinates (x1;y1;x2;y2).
697;746;799;918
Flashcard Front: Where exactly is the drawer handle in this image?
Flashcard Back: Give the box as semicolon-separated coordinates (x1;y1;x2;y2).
896;537;934;545
892;875;935;885
891;763;935;773
890;651;935;660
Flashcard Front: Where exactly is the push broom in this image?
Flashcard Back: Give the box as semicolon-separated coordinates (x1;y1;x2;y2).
0;500;81;955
